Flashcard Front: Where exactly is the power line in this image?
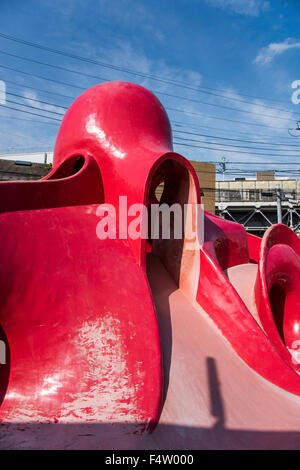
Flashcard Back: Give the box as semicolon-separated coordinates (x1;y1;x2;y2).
2;77;76;101
0;37;299;158
2;92;300;156
0;62;290;131
0;48;297;122
211;161;300;165
0;127;52;142
174;134;300;152
174;129;300;147
158;90;296;121
174;141;300;157
0;103;62;121
157;87;295;115
1;100;299;155
0;146;53;152
2;100;298;153
5;89;300;151
2;77;297;143
0;31;291;106
172;121;297;143
5;91;68;111
0;113;59;125
5;98;65;116
0;49;108;86
168;107;287;130
0;63;86;91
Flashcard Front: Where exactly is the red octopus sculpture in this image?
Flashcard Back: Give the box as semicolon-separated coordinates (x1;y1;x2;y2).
0;81;300;449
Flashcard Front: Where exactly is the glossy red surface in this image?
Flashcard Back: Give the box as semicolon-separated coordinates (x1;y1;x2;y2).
255;224;300;371
0;205;161;431
1;81;300;449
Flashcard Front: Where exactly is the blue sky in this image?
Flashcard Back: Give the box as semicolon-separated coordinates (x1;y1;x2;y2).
0;0;300;176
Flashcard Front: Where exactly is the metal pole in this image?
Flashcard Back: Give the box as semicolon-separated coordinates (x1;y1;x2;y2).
276;184;282;224
44;152;47;164
221;157;226;182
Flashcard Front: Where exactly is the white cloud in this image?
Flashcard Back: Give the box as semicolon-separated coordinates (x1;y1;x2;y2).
220;88;294;130
89;39;203;93
205;0;270;16
254;38;300;65
171;84;296;168
23;90;66;115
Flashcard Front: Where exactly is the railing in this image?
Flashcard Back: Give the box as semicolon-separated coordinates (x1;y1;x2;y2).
216;189;300;203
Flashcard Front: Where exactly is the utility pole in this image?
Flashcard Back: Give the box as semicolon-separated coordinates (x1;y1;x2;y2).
276;184;282;224
44;152;47;164
220;157;226;182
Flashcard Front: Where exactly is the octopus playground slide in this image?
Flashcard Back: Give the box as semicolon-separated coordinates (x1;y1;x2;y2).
0;82;300;450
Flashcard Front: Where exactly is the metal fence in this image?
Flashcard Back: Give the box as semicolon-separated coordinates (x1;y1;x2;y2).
216;189;300;203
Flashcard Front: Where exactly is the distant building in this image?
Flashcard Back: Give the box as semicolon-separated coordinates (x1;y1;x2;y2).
191;161;215;214
0;158;51;181
0;152;53;165
216;171;300;237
